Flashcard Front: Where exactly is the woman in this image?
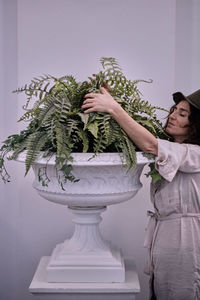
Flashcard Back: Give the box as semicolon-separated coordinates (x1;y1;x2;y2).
82;88;200;300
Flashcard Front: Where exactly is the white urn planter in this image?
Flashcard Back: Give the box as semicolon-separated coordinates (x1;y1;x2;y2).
17;152;153;283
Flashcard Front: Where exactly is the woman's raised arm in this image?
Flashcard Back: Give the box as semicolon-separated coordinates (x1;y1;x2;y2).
82;87;158;155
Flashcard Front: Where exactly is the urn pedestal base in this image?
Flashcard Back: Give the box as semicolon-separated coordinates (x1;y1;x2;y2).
46;207;125;283
47;245;125;282
29;257;140;300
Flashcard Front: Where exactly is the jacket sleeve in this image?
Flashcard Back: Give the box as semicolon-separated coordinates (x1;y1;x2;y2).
155;139;200;182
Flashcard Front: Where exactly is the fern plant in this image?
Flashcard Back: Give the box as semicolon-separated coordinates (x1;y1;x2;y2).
0;57;167;187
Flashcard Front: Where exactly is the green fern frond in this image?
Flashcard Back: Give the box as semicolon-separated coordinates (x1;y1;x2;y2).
37;96;56;125
25;131;48;175
77;129;89;152
43;117;57;148
78;113;89;129
53;93;71;122
93;132;108;154
8;140;28;160
108;119;123;146
86;120;99;139
18;107;41;122
14;74;56;108
118;133;137;170
95;113;112;145
55;122;73;166
0;157;10;183
65;119;80;141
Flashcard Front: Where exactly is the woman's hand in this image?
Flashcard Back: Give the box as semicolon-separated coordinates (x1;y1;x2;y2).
82;87;120;114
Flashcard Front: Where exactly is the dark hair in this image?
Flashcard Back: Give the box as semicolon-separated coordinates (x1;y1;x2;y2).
166;101;200;146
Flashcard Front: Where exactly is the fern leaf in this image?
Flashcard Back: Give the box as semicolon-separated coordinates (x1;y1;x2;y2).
8;140;28;160
95;113;112;144
25;131;48;175
55;122;72;165
78;113;89;129
117;132;137;170
86;120;99;139
77;129;89;152
37;96;56;125
93;133;107;154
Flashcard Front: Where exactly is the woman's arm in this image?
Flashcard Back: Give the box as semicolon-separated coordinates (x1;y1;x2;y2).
82;87;158;155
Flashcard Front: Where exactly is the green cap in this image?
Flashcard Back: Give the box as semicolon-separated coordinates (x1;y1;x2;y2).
173;89;200;111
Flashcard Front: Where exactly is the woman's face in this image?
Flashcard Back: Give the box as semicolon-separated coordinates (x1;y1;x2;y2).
166;100;191;143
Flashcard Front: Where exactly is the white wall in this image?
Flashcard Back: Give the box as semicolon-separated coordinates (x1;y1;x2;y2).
0;0;199;299
174;0;200;94
190;0;200;91
0;1;19;299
